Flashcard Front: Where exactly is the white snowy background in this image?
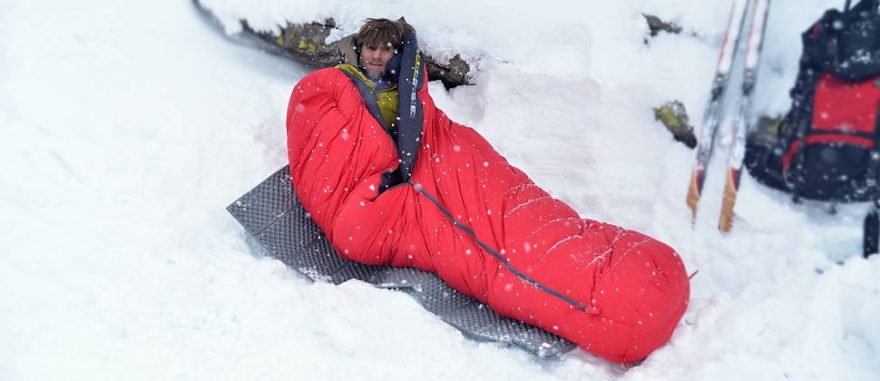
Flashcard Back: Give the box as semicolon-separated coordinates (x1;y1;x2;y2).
2;0;879;380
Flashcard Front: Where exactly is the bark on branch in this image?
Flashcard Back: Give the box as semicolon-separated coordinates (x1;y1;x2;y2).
242;18;472;89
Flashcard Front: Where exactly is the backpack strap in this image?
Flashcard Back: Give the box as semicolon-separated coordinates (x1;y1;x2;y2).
784;117;811;201
870;102;880;195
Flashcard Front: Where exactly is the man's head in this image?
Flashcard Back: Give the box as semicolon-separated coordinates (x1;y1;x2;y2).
356;18;408;80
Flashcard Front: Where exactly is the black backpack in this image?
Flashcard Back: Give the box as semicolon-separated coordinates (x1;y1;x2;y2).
778;0;880;203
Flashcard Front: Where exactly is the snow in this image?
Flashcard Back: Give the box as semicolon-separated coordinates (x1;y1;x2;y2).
1;0;879;380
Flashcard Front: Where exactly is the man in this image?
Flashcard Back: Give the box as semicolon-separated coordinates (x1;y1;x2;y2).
286;18;689;364
334;18;410;131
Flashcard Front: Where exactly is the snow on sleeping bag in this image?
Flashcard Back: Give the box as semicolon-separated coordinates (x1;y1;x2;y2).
285;31;690;363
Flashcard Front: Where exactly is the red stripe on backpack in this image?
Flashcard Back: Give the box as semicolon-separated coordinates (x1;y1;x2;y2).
812;73;880;135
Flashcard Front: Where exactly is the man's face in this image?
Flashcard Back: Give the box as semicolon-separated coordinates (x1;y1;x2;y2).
359;42;396;80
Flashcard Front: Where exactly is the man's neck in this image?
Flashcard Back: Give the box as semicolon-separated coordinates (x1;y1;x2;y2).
373;77;393;90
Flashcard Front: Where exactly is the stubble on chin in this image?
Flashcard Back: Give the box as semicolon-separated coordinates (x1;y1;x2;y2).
365;71;383;81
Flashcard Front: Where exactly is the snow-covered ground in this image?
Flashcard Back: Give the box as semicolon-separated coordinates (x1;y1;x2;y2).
1;0;878;379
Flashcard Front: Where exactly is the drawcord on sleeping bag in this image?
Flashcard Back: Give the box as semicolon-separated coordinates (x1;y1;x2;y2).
411;181;588;312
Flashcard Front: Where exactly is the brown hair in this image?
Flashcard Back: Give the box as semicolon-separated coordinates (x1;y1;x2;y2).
356;18;410;50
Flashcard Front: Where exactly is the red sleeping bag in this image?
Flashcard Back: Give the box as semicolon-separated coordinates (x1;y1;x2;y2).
286;66;690;363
